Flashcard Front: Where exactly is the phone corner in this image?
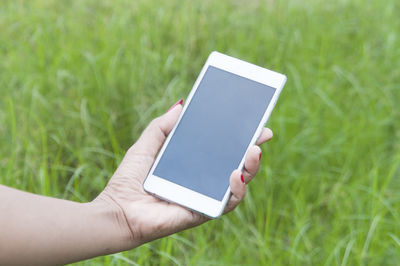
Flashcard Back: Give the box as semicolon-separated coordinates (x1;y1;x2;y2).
205;209;224;219
142;177;150;193
205;198;229;219
280;74;287;85
209;50;222;58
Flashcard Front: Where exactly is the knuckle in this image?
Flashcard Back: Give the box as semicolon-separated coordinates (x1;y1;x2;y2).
254;145;262;153
242;188;247;199
149;117;161;128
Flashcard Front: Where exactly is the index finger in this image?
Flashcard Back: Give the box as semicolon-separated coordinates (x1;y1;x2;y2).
256;128;273;145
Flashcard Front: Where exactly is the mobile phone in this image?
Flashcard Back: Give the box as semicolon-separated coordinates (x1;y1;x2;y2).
143;51;286;218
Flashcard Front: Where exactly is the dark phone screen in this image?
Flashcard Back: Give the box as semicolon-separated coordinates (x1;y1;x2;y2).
153;66;276;200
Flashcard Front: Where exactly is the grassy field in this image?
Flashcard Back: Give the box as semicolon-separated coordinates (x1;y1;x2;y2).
1;0;400;265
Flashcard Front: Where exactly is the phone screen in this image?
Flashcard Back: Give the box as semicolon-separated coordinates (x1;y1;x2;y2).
153;66;276;201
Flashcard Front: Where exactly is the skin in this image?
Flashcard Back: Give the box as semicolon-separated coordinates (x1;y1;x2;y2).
0;100;273;265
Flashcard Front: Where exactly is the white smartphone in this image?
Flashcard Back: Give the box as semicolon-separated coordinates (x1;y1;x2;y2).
143;51;286;218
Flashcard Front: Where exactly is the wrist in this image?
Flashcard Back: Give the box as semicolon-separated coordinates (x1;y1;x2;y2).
89;194;137;252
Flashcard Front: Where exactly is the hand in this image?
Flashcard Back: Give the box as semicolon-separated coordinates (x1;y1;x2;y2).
95;100;273;249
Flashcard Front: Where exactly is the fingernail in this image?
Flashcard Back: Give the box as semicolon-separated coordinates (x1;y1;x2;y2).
259;152;262;160
168;99;183;112
240;174;245;184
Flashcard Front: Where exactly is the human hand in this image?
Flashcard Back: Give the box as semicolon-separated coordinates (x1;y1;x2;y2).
94;100;273;249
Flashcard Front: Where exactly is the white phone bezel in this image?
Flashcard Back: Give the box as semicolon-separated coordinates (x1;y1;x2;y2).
143;51;286;218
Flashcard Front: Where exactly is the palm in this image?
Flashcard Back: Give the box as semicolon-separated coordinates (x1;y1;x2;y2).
103;149;206;244
97;102;272;246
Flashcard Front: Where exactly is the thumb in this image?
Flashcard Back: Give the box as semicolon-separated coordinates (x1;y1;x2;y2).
133;100;183;158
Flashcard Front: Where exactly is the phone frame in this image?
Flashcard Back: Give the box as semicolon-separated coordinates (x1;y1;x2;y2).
143;51;286;218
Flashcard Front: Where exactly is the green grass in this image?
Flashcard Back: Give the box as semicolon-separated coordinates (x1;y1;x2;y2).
1;0;400;264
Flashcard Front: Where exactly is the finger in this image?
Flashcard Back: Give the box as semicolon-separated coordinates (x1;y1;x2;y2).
242;145;261;183
256;128;273;145
133;100;183;158
224;170;246;213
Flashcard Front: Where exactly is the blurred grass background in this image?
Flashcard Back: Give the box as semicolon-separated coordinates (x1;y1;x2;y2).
1;0;400;265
